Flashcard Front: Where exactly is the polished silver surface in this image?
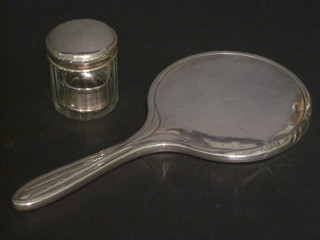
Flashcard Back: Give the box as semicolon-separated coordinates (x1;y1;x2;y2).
12;51;311;211
46;18;117;66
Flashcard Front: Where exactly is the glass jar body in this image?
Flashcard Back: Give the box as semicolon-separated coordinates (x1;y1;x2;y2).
49;58;118;121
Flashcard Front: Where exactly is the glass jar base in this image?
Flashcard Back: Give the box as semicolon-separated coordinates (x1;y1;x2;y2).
54;100;118;121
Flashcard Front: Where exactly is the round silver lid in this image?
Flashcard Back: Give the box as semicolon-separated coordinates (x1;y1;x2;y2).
46;19;117;66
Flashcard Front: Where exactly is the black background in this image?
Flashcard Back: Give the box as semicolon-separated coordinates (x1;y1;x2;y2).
1;1;320;239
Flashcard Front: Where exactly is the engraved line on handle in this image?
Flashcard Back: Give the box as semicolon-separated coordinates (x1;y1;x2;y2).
12;142;135;211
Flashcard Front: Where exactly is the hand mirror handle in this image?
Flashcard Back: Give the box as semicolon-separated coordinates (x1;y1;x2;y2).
12;137;150;211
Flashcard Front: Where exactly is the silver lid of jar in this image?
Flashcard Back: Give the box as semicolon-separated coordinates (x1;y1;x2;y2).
46;19;117;69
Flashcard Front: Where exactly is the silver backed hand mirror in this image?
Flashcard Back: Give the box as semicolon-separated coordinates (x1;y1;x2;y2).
13;51;311;211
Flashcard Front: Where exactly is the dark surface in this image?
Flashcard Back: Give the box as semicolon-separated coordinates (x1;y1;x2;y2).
1;1;320;239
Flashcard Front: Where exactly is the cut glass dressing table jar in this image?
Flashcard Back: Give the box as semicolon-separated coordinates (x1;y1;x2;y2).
46;19;118;120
